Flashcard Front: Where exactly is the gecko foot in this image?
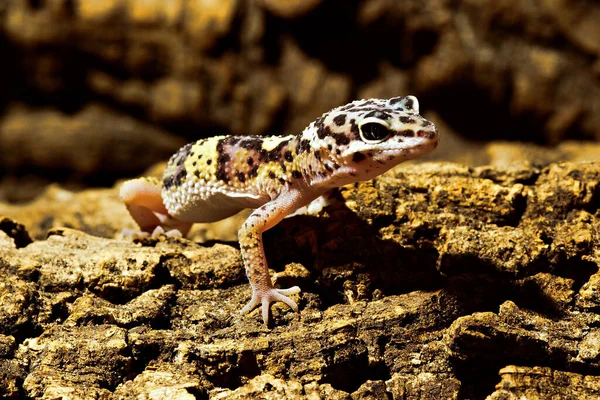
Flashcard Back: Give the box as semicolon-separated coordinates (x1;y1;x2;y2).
120;226;183;239
151;226;183;238
241;286;301;325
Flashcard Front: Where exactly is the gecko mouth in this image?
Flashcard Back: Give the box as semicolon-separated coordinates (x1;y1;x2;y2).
372;141;438;161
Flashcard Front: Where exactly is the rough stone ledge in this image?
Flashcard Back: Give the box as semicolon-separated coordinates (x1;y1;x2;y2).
0;160;599;399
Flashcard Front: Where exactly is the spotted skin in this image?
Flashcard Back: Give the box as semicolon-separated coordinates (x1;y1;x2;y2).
120;96;439;325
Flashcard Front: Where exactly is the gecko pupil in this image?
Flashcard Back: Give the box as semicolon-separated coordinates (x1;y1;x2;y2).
360;122;390;142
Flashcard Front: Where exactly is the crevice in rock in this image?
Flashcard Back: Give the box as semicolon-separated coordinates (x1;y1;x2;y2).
552;258;597;295
184;386;209;400
454;358;517;400
184;349;261;392
321;338;371;393
500;189;529;228
446;275;516;315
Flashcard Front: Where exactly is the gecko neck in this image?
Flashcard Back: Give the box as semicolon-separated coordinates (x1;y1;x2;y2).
282;130;351;189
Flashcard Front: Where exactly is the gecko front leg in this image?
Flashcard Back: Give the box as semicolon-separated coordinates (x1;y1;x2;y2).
239;188;313;325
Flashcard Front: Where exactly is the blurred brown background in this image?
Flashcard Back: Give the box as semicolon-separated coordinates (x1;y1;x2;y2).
0;0;599;203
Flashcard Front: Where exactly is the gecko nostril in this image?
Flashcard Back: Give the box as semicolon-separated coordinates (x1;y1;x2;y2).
417;130;436;139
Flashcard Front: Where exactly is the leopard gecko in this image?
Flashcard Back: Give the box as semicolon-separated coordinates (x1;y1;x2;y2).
120;96;439;325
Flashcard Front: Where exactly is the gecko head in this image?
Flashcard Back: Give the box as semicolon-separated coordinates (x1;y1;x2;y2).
307;96;439;182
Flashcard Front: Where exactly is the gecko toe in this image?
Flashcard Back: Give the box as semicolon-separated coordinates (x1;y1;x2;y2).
240;293;260;315
164;229;183;238
276;286;301;296
242;287;301;325
151;226;166;237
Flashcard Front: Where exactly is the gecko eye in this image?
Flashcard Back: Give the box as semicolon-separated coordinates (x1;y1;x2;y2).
359;122;391;143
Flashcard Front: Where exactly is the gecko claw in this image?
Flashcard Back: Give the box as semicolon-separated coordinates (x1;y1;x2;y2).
241;286;301;325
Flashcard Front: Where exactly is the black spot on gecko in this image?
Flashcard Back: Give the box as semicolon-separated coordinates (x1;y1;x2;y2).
350;121;359;137
194;170;200;177
240;137;262;151
345;107;378;113
400;116;415;124
278;178;286;185
207;159;212;165
317;125;332;140
269;172;276;179
250;165;259;177
389;97;402;105
163;175;174;189
314;150;321;161
168;142;193;168
225;136;241;146
259;148;268;161
327;144;332;151
164;165;187;189
263;140;289;162
292;170;302;179
216;140;231;183
333;163;340;169
297;139;311;154
334;133;350;146
237;172;246;183
336;149;341;155
364;110;390;120
314;116;325;129
333;114;346;126
352;152;366;163
324;164;333;172
404;97;414;110
216;169;229;182
284;151;293;162
399;129;415;137
247;157;254;166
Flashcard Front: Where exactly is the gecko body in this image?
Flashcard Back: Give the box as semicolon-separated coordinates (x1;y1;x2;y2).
120;96;439;324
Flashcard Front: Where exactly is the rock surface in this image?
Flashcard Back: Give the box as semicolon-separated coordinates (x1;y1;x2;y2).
0;159;599;399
